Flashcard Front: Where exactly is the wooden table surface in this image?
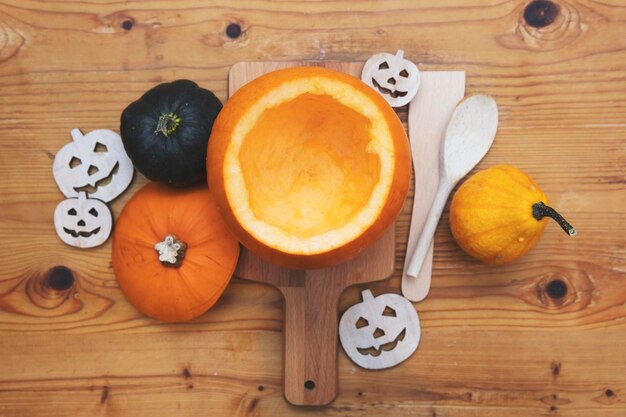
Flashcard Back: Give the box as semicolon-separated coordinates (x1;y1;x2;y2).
1;1;625;416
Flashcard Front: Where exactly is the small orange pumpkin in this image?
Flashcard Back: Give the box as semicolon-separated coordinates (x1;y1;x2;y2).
450;165;575;264
112;182;240;322
207;66;411;269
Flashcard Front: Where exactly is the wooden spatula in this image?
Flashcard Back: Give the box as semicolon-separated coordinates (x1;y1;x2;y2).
230;61;395;406
401;72;465;301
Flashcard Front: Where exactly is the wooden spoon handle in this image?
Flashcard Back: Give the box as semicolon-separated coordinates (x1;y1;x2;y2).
402;243;434;301
279;273;340;406
406;178;454;278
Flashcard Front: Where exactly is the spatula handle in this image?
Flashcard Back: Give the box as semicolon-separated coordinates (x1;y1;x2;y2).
406;178;454;278
279;274;340;406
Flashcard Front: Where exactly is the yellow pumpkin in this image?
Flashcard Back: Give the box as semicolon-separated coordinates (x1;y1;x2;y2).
207;66;411;269
449;165;575;264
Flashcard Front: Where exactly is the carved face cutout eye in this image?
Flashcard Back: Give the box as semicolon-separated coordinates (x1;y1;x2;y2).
69;157;82;168
88;208;98;217
67;208;77;216
94;142;108;153
399;69;409;78
382;306;396;317
378;61;389;70
355;317;369;329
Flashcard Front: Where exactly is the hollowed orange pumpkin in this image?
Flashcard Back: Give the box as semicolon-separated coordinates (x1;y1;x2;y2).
112;182;239;322
207;67;411;269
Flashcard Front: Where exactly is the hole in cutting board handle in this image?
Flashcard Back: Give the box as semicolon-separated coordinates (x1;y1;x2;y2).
304;380;316;390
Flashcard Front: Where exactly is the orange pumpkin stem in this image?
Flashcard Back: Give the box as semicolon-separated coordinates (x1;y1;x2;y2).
532;202;576;237
154;234;187;267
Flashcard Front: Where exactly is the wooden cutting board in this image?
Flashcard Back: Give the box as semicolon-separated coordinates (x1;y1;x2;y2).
230;61;395;406
231;61;399;406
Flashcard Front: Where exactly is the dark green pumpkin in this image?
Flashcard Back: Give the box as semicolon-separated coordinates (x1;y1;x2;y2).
120;79;222;187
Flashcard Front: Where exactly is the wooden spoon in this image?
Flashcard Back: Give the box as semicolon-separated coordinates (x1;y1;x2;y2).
406;94;498;279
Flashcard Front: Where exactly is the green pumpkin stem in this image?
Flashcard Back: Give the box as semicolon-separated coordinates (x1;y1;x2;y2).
155;234;187;267
155;113;181;137
532;202;576;236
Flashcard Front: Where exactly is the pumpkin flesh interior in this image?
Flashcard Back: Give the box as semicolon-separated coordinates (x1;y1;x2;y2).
224;77;395;255
239;93;381;239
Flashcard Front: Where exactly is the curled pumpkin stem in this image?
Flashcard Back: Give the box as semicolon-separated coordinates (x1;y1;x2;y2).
155;234;187;267
532;202;576;236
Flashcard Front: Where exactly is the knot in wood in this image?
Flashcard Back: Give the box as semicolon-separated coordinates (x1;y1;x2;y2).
546;279;568;299
496;1;582;52
121;19;134;31
7;267;82;315
535;273;576;308
524;1;559;28
45;266;75;292
0;18;26;63
226;23;242;39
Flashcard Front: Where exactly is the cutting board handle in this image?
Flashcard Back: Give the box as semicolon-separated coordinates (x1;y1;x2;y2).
279;271;340;406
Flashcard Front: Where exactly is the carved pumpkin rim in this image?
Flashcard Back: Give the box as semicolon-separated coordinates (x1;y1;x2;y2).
207;66;410;268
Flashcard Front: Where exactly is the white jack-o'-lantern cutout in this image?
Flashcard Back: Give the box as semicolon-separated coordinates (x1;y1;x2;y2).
54;192;112;248
339;289;420;370
53;128;133;202
361;50;420;107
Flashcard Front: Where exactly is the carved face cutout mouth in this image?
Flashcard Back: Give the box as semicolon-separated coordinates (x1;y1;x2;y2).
73;162;120;195
357;328;407;357
63;227;101;238
371;77;409;98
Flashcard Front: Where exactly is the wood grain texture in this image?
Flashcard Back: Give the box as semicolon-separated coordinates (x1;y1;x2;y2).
0;0;625;416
